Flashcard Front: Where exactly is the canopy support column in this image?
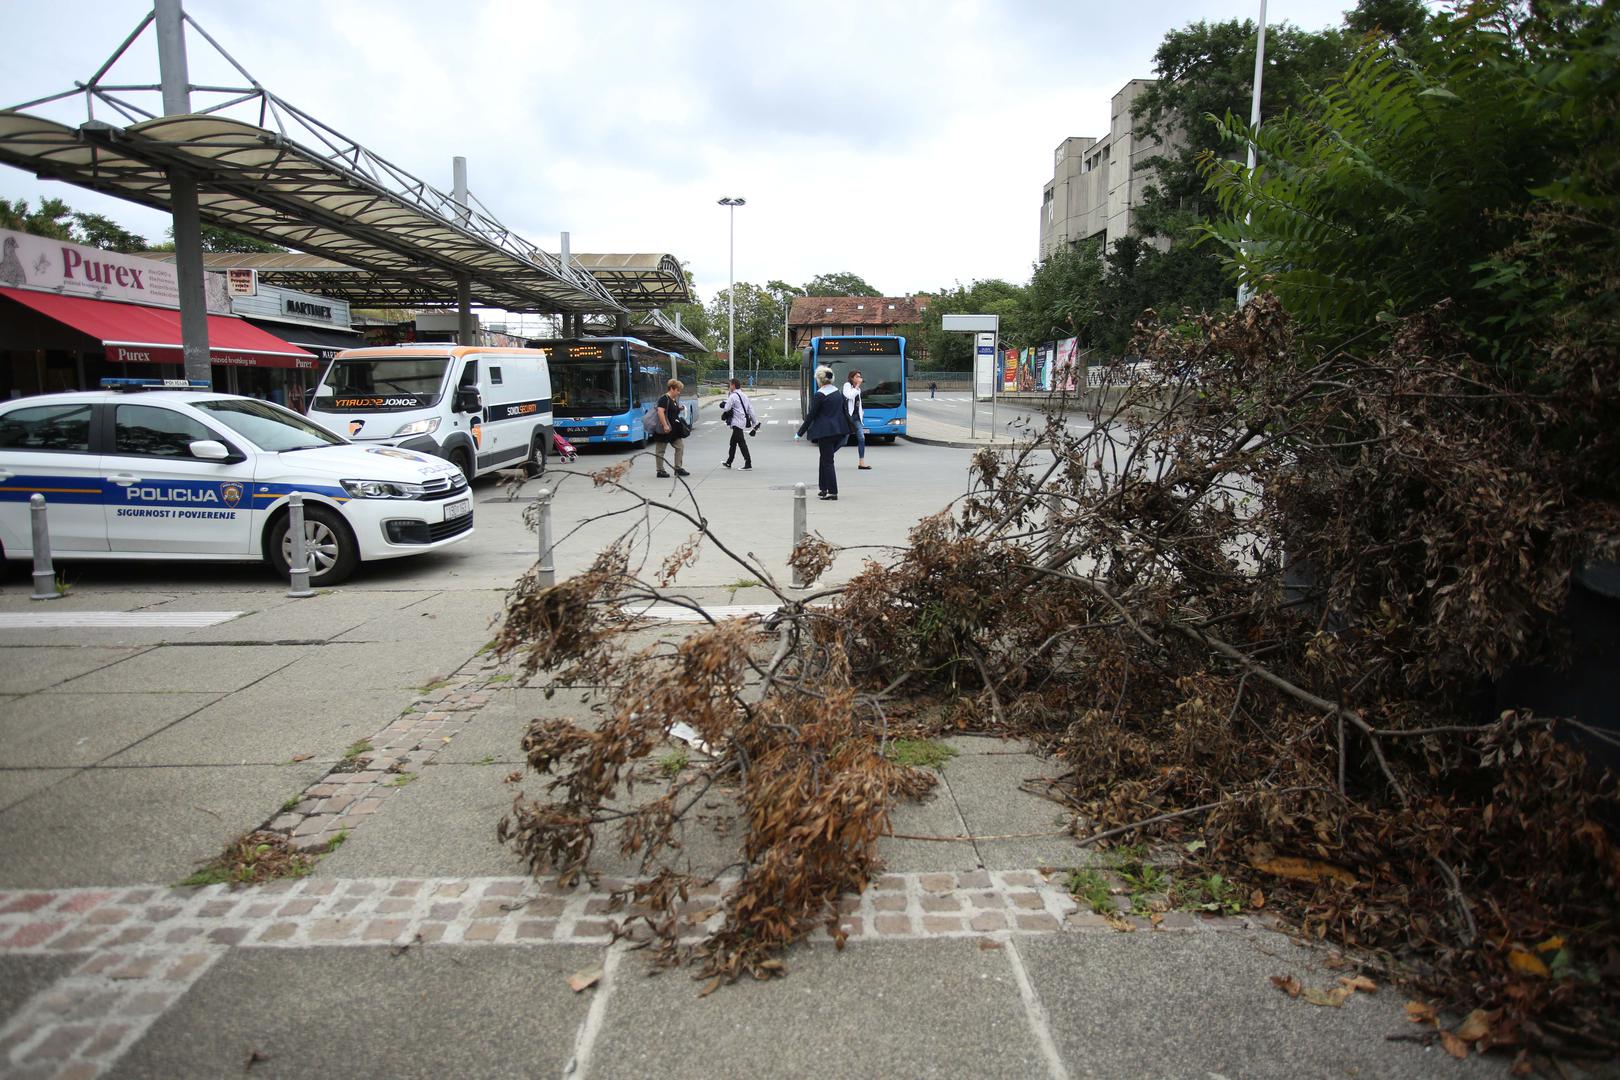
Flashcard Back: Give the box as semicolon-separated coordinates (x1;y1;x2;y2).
157;0;211;385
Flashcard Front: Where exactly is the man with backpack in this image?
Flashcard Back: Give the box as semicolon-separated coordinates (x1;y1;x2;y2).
720;377;757;470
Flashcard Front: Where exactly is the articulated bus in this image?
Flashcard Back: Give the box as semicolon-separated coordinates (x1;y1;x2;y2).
526;337;695;447
800;335;907;443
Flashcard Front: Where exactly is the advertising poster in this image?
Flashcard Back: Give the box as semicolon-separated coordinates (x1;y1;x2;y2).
1003;349;1018;391
1019;347;1035;391
1036;342;1054;391
1056;337;1079;391
0;227;231;314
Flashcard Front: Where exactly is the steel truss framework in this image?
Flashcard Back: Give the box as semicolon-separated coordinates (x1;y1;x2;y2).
0;7;692;326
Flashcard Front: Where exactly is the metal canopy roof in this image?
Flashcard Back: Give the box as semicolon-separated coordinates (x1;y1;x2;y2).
0;6;645;320
578;309;705;354
0;112;623;316
137;251;692;312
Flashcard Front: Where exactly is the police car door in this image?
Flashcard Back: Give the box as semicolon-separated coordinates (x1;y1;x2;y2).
0;400;107;552
102;402;254;553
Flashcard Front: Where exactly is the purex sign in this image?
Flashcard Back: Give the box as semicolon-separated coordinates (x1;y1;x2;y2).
0;227;228;313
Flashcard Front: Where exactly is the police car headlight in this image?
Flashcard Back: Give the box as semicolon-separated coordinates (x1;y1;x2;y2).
393;417;441;438
615;424;630;433
341;479;427;499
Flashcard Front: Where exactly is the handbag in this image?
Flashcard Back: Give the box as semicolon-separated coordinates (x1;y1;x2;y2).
720;400;734;423
642;400;668;437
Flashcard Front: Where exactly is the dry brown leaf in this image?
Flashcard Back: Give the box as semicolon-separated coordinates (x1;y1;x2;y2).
1338;975;1378;994
1271;974;1303;998
979;939;1004;951
1534;935;1564;954
1454;1009;1490;1042
289;752;313;762
567;966;604;993
1249;855;1357;887
1405;1000;1438;1025
1249;888;1266;909
1506;948;1550;978
1439;1030;1469;1060
1303;986;1352;1008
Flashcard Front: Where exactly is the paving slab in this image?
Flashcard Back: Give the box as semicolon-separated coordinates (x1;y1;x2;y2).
333;589;508;644
0;647;149;695
0;954;80;1027
170;589;442;644
590;937;1050;1080
46;644;312;695
0;767;76;812
0;763;327;888
99;680;408;767
0;692;221;768
943;752;1080;870
878;782;980;873
436;687;605;764
1017;930;1510;1079
263;640;477;693
311;761;531;880
105;944;600;1080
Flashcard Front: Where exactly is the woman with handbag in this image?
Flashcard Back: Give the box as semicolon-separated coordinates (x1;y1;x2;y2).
720;378;756;470
795;365;853;500
650;379;690;478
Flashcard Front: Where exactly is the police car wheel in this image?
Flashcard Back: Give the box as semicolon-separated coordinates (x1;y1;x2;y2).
268;504;358;587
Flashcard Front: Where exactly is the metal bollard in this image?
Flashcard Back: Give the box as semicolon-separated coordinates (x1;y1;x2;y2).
791;482;807;589
29;494;61;601
535;486;555;588
285;492;315;598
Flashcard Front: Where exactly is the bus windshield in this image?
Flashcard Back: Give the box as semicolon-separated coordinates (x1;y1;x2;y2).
826;357;903;409
552;361;629;417
315;357;449;411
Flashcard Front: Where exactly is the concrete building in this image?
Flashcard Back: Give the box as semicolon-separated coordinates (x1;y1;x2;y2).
1039;79;1176;261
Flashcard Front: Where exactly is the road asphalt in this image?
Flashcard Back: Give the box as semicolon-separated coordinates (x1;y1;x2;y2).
0;394;1530;1079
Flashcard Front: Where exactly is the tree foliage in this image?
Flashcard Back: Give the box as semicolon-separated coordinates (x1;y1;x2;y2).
803;271;880;297
2;196;150;251
1198;0;1614;372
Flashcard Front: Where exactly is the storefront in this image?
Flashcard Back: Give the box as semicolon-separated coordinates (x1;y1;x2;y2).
224;272;362;412
0;229;314;401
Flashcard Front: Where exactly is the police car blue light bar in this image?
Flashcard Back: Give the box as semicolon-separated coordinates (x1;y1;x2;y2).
99;378;211;390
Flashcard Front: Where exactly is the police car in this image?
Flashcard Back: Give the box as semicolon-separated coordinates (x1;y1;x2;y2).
0;381;472;587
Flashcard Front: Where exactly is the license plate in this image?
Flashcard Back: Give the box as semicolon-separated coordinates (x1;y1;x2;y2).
444;499;471;521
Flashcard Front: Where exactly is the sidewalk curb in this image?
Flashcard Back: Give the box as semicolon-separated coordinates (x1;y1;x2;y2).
901;434;1017;451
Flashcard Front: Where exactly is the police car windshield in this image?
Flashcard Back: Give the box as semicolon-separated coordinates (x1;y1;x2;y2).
195;399;345;452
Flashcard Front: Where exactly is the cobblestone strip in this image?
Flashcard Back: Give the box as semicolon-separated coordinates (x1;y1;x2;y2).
264;652;504;852
0;946;224;1080
0;871;1262;959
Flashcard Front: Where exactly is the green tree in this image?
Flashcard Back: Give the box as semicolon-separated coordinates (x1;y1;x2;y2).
1196;2;1590;360
71;212;148;253
915;279;1028;369
803;271;881;297
0;197;75;240
149;222;285;253
709;282;797;370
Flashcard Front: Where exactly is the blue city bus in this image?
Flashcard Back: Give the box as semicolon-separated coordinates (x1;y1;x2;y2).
800;335;907;442
526;336;692;447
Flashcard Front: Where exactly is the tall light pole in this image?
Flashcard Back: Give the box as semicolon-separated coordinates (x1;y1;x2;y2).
1236;0;1268;309
718;196;745;381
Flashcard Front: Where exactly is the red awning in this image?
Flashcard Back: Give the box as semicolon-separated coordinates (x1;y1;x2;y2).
1;287;317;370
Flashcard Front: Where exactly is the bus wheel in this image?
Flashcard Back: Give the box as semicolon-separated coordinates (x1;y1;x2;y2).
450;447;474;484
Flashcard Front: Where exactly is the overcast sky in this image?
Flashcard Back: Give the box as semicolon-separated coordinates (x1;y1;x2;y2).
0;0;1358;310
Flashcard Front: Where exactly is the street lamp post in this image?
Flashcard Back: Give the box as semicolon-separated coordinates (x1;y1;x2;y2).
1236;0;1268;309
718;196;745;381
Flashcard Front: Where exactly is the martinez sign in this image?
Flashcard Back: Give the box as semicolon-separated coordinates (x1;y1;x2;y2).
0;228;227;313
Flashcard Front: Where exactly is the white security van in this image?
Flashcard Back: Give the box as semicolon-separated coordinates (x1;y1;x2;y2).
308;345;553;482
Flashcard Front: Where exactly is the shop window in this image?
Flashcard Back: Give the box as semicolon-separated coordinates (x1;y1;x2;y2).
114;404;214;458
0;403;92;452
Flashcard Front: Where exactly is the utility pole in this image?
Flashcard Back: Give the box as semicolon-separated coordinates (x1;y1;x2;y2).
156;0;211;386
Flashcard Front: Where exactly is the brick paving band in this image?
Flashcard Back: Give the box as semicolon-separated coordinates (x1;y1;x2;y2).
0;871;1262;1078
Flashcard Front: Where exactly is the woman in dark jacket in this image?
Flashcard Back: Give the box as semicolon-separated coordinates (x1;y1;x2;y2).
795;365;852;500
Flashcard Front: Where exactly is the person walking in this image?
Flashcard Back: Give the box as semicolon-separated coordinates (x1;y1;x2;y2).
795;365;852;500
652;379;690;478
929;380;937;399
720;377;756;470
842;369;870;470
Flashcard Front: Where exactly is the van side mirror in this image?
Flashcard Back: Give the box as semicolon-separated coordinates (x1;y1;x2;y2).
455;388;482;414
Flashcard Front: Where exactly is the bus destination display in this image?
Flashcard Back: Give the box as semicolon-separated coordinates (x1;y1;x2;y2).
818;337;900;355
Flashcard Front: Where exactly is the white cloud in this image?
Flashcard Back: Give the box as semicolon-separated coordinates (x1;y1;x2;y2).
0;0;1356;307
